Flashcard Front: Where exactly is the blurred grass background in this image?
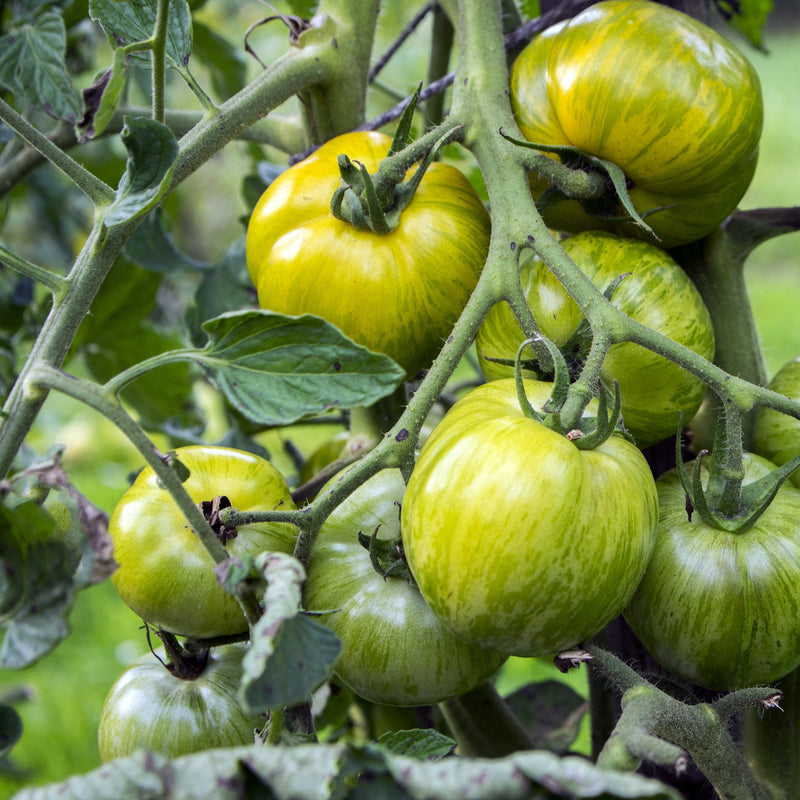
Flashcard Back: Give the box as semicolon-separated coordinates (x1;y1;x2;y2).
1;8;800;797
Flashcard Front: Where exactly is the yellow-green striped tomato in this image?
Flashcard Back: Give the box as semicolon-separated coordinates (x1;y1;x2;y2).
753;356;800;488
510;0;763;247
304;468;507;705
109;446;298;639
624;453;800;690
245;131;490;378
98;646;260;761
401;379;659;658
476;232;715;448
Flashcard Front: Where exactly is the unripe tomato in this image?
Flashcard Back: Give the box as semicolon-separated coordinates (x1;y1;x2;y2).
98;646;261;761
246;131;490;378
624;453;800;690
304;468;506;706
753;356;800;488
109;446;297;639
401;379;658;658
476;232;715;448
510;0;763;246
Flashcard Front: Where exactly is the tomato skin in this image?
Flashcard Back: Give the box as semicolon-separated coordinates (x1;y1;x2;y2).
510;0;762;247
476;232;715;448
401;379;658;658
303;469;506;706
109;446;297;639
753;356;800;489
246;131;490;378
98;646;261;761
624;453;800;690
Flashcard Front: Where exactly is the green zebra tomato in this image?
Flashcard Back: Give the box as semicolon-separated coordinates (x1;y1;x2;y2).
304;468;506;705
401;379;658;658
624;453;800;690
476;232;715;448
510;0;763;246
753;356;800;488
98;646;261;761
246;131;490;378
109;446;298;639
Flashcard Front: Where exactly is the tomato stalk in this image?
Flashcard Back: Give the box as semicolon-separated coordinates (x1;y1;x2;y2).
587;645;778;800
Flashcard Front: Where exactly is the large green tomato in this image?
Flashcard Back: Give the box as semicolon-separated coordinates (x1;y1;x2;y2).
304;468;506;706
98;646;261;761
753;356;800;488
624;453;800;690
401;378;658;658
476;232;715;448
246;131;490;378
510;0;763;247
109;446;297;639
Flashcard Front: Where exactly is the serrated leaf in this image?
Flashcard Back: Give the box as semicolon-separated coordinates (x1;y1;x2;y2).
123;208;208;273
0;703;23;759
239;552;341;712
12;743;683;800
376;730;456;761
89;0;192;69
75;48;128;142
105;116;178;226
192;19;247;100
0;12;81;122
198;310;405;426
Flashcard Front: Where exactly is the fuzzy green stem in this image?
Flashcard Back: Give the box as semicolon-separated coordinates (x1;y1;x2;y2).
150;0;170;124
0;98;114;205
0;243;69;297
24;364;263;627
439;681;535;757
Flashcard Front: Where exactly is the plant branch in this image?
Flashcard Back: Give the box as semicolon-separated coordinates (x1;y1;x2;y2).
0;97;114;205
0;243;69;296
150;0;170;123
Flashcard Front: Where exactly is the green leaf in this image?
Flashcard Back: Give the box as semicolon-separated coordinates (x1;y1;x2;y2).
517;0;540;19
199;311;405;426
0;12;81;122
89;0;192;69
192;20;247;100
123;209;208;273
721;0;772;48
375;730;456;761
105;116;178;227
286;0;319;18
0;507;79;669
504;680;587;754
0;703;23;759
11;742;684;799
75;49;128;142
238;552;341;712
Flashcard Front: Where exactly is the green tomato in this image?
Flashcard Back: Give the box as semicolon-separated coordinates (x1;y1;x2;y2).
109;446;297;639
98;646;261;761
476;232;715;448
624;453;800;690
510;0;763;247
304;468;507;706
246;131;490;378
753;356;800;488
401;379;658;658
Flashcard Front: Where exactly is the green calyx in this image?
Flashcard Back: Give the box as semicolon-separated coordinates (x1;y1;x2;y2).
358;524;416;586
330;84;462;234
677;404;800;533
513;335;624;450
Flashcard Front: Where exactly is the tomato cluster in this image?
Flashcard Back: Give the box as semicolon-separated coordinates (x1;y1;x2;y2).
99;0;795;770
